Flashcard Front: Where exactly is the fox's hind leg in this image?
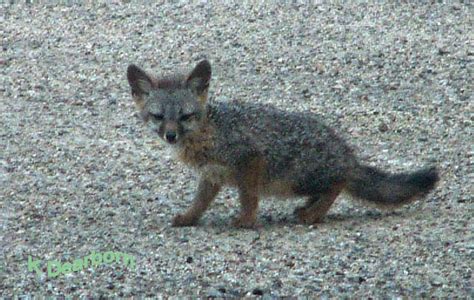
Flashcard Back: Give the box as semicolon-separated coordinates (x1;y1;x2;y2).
295;183;344;225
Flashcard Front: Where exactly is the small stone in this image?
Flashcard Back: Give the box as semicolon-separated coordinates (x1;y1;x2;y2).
438;47;450;55
378;122;389;132
207;288;222;298
418;136;428;142
252;288;264;296
108;97;117;105
430;275;446;287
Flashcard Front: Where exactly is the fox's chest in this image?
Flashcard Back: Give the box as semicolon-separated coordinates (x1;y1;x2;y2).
197;164;235;185
176;126;216;165
175;140;235;185
177;146;210;167
177;148;234;185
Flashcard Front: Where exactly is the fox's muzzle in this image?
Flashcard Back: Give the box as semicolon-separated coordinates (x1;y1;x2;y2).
165;131;177;144
162;122;179;144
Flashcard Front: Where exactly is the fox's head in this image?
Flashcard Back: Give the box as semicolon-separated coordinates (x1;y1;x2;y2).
127;60;212;145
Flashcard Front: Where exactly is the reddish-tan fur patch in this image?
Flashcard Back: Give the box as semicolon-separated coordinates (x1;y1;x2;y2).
177;123;216;167
232;156;266;228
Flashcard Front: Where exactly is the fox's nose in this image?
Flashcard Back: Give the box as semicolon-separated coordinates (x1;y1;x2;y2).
165;131;177;143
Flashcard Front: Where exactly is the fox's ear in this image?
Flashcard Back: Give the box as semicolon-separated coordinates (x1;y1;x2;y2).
186;60;211;104
127;64;153;95
127;64;153;108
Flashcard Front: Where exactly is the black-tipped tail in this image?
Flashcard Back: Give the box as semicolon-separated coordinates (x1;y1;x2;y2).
346;165;439;207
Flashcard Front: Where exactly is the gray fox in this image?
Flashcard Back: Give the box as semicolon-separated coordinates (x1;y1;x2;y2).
126;60;439;228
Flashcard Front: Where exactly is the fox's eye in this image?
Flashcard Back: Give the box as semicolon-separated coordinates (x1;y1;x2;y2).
180;113;195;122
150;113;164;121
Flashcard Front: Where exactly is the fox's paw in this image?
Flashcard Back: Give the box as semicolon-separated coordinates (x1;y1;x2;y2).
231;216;259;229
294;207;323;225
294;207;310;224
172;214;199;227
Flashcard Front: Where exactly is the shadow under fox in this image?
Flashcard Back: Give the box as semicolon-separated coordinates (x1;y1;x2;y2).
127;60;439;228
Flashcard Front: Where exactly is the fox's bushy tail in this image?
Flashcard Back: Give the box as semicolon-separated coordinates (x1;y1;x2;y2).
346;165;439;208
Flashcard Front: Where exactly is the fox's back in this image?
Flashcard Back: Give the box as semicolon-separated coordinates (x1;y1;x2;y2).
208;101;357;186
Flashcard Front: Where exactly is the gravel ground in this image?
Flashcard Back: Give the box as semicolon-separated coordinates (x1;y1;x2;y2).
1;2;473;298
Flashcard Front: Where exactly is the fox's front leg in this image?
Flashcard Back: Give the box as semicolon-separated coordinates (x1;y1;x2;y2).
232;156;265;229
172;178;221;227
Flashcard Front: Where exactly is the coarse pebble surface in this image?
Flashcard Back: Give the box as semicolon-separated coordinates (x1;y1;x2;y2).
1;2;472;298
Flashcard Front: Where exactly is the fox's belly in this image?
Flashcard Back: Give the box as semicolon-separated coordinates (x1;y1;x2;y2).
195;162;295;197
260;179;295;197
